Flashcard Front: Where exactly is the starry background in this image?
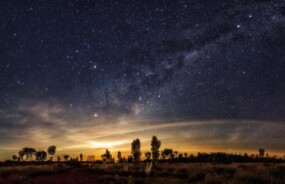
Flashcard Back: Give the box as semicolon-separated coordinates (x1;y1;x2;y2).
0;0;285;159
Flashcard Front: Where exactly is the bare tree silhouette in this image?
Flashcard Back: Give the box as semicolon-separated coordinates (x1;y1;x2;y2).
132;138;141;163
151;136;161;165
47;145;56;161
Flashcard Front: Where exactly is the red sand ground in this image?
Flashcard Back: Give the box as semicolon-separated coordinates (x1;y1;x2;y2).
0;167;101;184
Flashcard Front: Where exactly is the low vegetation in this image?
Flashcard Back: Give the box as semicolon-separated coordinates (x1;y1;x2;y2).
1;136;284;183
0;163;285;184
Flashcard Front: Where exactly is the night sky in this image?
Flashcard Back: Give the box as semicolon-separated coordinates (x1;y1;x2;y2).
0;0;285;160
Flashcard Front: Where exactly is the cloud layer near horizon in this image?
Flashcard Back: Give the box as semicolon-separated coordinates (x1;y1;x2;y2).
1;102;285;160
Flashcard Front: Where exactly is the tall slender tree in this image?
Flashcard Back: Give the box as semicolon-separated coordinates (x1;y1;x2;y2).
117;151;122;163
131;138;141;163
80;153;83;162
151;136;161;165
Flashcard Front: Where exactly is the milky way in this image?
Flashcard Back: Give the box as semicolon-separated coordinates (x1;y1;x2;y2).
0;1;284;159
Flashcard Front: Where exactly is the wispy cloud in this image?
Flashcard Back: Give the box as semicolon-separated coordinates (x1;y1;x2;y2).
1;102;285;160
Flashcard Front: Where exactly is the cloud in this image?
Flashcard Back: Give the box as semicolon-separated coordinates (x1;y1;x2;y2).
1;100;284;160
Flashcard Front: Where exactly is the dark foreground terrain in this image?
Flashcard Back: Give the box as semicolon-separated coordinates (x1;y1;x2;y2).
0;163;285;184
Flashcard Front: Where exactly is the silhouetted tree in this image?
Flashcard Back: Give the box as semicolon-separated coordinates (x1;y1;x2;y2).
101;149;112;162
127;155;133;163
47;145;56;161
36;151;47;162
145;152;151;161
174;151;178;158
87;155;95;162
80;153;83;162
64;155;70;161
131;138;141;163
184;153;188;158
161;148;173;160
178;153;183;161
57;156;61;162
22;147;37;161
117;151;122;163
18;150;24;162
151;136;161;165
259;148;265;157
12;155;18;161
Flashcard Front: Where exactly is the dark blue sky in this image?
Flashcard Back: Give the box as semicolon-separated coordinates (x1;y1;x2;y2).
0;0;285;159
